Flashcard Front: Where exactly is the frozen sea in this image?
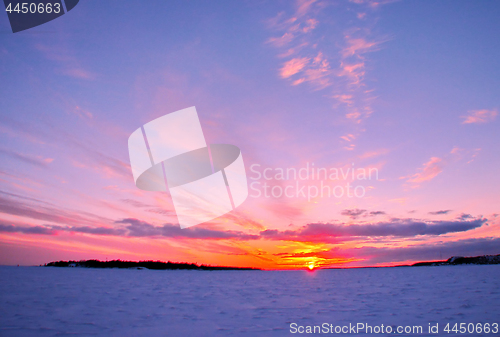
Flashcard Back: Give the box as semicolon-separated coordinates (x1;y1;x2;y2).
0;265;499;336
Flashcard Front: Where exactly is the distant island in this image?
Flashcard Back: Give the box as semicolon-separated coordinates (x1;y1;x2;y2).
411;254;500;267
44;254;500;271
44;259;259;271
324;254;500;270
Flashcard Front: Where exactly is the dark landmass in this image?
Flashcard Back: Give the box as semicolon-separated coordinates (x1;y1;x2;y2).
44;254;500;271
323;254;500;270
44;259;259;271
411;254;500;267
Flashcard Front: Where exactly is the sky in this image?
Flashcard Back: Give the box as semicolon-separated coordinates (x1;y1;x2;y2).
0;0;499;269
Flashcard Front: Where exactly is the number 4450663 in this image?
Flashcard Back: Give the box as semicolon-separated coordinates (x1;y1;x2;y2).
5;2;61;14
444;323;498;334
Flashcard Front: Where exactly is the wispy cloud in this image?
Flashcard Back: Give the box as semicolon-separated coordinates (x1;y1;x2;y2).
62;68;96;80
70;148;131;180
266;0;389;153
403;146;480;187
406;157;443;184
260;218;486;242
341;208;366;219
359;148;389;159
0;221;126;236
345;237;500;266
0;193;112;227
0;113;130;180
461;109;497;124
429;210;452;215
1;213;485;243
115;218;259;240
0;222;55;235
0;218;256;240
267;32;295;47
280;57;310;78
296;0;317;17
0;148;53;167
458;213;473;221
74;106;93;119
340;37;379;58
35;43;96;80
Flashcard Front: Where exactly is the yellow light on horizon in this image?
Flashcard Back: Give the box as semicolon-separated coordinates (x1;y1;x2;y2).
308;262;315;270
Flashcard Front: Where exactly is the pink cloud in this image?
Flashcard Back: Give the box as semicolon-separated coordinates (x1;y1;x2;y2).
338;62;365;86
63;68;95;80
296;0;317;17
349;0;396;7
341;37;379;58
449;147;481;164
303;68;330;88
340;133;356;142
35;43;96;80
292;78;306;85
294;52;331;88
345;111;361;121
461;109;497;124
277;43;308;58
302;18;318;32
333;94;354;106
74;106;93;119
280;57;310;78
359;149;389;159
407;157;443;183
404;147;481;187
265;0;386;141
267;32;295;47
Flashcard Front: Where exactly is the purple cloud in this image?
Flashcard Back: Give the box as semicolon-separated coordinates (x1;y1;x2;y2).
429;210;452;215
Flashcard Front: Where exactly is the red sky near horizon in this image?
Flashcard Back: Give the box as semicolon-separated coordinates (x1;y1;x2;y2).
0;0;499;269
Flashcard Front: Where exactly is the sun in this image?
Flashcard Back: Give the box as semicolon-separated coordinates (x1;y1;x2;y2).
308;262;315;270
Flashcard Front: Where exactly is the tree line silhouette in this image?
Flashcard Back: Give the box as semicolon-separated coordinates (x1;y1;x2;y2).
45;259;259;270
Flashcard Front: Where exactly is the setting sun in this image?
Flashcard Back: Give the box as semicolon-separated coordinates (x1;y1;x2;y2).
308;263;315;270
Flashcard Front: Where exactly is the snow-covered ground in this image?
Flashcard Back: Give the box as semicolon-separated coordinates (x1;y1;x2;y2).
0;265;499;336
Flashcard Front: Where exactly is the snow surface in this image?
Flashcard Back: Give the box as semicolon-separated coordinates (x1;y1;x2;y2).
0;265;499;336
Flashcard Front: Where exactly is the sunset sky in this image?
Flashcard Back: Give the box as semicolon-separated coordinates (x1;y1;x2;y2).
1;0;499;269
